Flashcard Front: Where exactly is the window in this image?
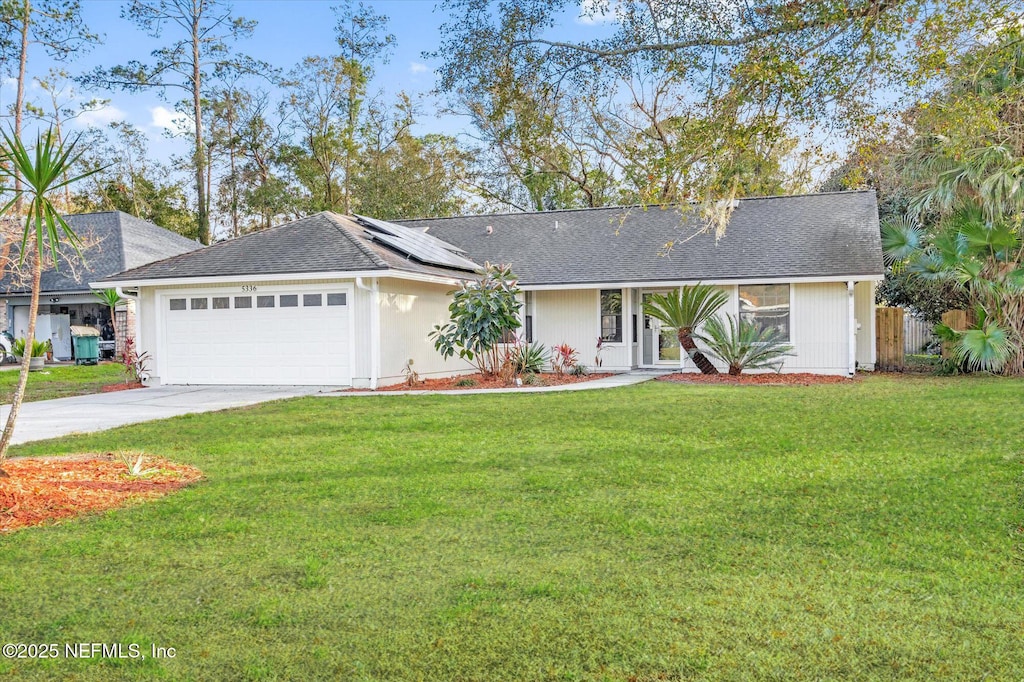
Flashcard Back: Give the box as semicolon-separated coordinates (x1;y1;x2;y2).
234;296;252;309
327;293;346;306
212;297;230;310
303;294;322;307
600;289;622;342
524;291;534;343
190;297;208;310
280;295;298;307
739;284;790;341
257;295;275;308
169;298;186;311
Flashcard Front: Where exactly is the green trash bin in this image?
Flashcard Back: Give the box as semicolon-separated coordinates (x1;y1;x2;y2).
70;326;100;365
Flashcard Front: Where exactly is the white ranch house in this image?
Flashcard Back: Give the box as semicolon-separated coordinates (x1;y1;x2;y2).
95;191;884;387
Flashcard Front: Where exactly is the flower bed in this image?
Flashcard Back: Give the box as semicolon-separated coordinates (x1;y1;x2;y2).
100;382;146;393
0;454;203;533
354;372;613;392
658;372;853;386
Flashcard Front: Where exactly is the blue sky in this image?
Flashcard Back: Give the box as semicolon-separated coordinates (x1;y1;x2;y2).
0;0;610;160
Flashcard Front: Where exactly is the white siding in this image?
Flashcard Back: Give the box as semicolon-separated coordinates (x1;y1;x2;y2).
533;289;631;370
377;279;473;386
788;282;849;374
854;280;876;369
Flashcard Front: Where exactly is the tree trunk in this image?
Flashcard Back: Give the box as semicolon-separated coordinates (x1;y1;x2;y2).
13;0;30;214
678;327;719;375
0;239;41;472
192;14;209;245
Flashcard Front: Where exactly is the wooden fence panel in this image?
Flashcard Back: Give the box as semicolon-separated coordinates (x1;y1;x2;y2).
940;310;971;360
876;307;904;371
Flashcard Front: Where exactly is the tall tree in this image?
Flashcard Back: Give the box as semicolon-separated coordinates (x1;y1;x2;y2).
0;1;95;211
80;0;265;245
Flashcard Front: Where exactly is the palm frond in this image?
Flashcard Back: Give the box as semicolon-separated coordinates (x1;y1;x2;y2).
643;284;728;331
697;314;793;375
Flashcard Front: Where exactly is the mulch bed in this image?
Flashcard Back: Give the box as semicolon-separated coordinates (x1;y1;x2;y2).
350;372;613;392
0;454;203;533
658;372;854;386
100;382;146;393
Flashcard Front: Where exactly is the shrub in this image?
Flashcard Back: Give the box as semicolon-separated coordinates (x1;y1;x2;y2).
13;338;49;358
429;263;521;376
454;377;477;387
551;344;578;376
511;342;547;375
697;314;793;375
569;363;588;377
402;359;420;386
522;372;541;386
122;336;151;384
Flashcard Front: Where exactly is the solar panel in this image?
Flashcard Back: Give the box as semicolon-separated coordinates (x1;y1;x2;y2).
354;215;480;272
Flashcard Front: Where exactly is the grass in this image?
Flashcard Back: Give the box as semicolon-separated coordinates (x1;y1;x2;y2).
0;362;125;403
0;374;1022;680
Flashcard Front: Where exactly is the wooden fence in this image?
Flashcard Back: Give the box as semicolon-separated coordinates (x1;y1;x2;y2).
876;307;904;371
940;309;972;360
904;314;939;355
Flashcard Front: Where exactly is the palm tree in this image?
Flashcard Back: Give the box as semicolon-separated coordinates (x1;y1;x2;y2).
697;314;793;375
643;284;728;374
0;127;99;474
93;288;126;357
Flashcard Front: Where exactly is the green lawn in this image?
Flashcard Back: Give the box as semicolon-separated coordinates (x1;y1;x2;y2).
0;362;125;403
0;375;1021;680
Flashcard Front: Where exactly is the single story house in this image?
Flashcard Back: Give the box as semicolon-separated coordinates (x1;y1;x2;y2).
95;191;883;387
0;211;201;360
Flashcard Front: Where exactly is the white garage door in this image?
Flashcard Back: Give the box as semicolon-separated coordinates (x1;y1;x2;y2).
161;287;352;385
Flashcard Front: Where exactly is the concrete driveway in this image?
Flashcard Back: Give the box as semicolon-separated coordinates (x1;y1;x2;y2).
0;385;331;445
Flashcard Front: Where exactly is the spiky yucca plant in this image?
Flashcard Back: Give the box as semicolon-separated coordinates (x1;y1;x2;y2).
697;314;793;376
0;127;100;473
643;284;728;374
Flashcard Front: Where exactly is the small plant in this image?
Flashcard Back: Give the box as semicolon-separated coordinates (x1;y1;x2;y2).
594;337;604;368
12;338;49;358
551;343;578;376
122;336;151;384
511;341;548;375
522;372;540;386
569;363;589;377
697;314;793;375
116;451;158;478
454;377;477;387
402;358;421;386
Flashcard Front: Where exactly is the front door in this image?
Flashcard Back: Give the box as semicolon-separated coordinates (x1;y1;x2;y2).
642;292;682;366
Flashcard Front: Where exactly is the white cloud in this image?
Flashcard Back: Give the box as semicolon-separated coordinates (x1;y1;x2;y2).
576;0;621;25
77;103;126;127
409;62;429;75
150;105;191;133
1;77;16;90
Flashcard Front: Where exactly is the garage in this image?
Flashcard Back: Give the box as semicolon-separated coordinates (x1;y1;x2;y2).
160;285;353;385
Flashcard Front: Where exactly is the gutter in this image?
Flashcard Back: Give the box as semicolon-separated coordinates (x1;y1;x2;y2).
848;281;856;378
355;277;380;390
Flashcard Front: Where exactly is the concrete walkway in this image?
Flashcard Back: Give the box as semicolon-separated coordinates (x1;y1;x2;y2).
1;385;330;445
2;371;668;446
325;370;670;398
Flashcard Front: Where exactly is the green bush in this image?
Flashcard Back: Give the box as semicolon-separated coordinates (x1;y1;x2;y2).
697;314;793;375
511;342;547;375
569;364;588;377
13;338;50;358
454;377;477;387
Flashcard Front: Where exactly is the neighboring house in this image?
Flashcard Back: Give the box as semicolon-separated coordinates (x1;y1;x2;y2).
0;211;201;360
95;191;883;387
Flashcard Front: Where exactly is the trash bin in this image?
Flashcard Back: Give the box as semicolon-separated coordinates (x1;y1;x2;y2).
70;326;100;365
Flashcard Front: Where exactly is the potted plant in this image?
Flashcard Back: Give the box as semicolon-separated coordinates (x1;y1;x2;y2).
12;338;49;371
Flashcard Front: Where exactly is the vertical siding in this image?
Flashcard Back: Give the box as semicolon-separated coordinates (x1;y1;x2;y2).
854;280;876;369
138;288;159;382
533;289;627;370
789;282;848;374
350;283;374;386
377;279;473;386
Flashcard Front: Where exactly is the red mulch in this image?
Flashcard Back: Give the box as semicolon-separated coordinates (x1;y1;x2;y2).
349;372;613;392
0;454;203;533
658;372;854;386
100;382;146;393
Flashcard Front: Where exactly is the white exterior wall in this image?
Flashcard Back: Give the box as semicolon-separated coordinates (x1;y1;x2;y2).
532;289;633;371
854;280;876;370
377;279;474;387
786;282;850;374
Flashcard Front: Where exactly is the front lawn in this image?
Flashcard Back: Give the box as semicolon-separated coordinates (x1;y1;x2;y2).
0;362;125;403
0;375;1021;680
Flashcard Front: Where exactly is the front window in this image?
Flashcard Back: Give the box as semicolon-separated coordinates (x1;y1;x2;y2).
739;284;790;341
600;289;622;343
524;291;534;343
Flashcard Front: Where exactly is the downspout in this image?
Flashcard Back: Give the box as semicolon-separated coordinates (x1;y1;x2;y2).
355;277;380;389
848;281;856;378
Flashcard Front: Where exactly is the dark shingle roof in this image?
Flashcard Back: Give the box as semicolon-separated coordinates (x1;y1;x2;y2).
98;212;475;283
400;191;883;285
0;211;201;294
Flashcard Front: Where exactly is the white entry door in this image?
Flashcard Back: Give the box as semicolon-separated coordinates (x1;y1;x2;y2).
161;287;353;385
